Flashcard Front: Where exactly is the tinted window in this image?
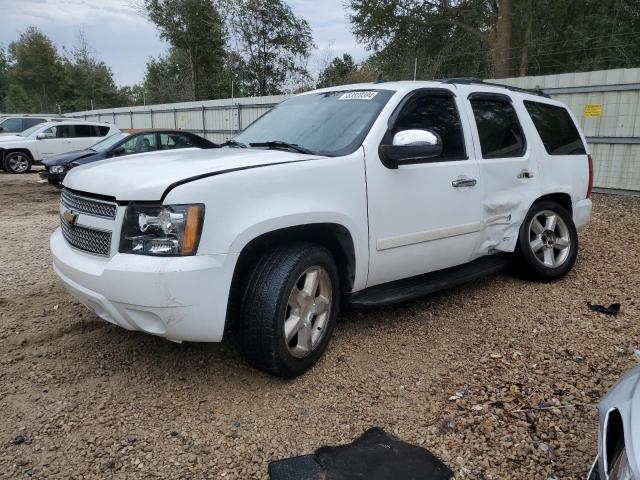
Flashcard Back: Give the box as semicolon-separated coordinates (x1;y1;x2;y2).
121;133;157;154
1;118;23;132
160;133;197;150
74;125;95;137
393;93;466;160
57;125;75;138
470;98;526;158
23;118;45;129
524;101;586;155
97;126;110;136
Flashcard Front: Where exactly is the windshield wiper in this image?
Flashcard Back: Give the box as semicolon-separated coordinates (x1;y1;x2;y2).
249;141;315;155
221;139;247;148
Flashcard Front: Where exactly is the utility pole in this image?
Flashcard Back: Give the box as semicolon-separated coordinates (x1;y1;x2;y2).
413;58;418;81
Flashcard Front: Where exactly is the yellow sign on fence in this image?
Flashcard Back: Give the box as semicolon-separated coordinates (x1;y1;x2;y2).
584;104;603;117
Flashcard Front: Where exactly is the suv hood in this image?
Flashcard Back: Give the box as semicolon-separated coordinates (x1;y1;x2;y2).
63;147;324;201
0;135;25;143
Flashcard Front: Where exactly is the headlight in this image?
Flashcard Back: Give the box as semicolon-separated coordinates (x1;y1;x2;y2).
609;448;634;480
50;165;66;174
119;204;204;256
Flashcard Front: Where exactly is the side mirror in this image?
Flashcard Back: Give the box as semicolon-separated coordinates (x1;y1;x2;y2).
36;133;46;140
380;129;443;169
112;146;125;156
0;126;4;132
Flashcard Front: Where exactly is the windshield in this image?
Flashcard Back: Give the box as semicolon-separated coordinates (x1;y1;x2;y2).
90;132;128;151
234;89;394;156
18;123;49;137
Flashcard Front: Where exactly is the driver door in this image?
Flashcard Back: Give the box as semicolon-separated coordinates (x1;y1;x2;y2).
365;88;483;287
37;125;75;159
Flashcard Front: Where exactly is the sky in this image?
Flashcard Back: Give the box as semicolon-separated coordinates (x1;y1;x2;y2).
0;0;370;86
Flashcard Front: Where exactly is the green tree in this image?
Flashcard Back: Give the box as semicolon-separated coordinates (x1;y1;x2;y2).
317;54;358;88
58;31;124;111
144;0;227;100
143;47;195;103
0;47;8;111
349;0;640;80
7;27;63;112
229;0;314;96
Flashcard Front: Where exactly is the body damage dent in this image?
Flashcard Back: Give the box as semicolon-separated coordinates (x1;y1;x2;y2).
478;190;528;254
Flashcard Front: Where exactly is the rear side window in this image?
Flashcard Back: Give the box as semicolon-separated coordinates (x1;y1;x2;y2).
23;118;45;128
524;101;586;155
393;93;466;160
470;97;526;158
1;118;23;132
74;125;95;137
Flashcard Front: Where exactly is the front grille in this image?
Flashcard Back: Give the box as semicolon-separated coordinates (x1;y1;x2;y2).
61;189;117;219
60;217;112;256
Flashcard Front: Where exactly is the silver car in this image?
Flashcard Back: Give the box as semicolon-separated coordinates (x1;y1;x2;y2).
589;366;640;479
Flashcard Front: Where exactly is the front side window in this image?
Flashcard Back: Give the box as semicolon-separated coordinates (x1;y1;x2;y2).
524;101;586;155
392;93;466;160
234;89;394;156
0;118;23;132
470;97;526;158
121;133;157;154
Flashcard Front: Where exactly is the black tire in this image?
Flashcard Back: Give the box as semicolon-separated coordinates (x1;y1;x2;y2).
239;243;340;378
514;200;578;281
3;151;32;174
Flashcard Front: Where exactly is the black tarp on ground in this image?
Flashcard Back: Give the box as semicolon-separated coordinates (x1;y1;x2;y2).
268;427;454;480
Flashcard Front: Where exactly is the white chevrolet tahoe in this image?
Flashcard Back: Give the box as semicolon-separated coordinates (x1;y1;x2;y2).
51;80;593;377
0;120;118;173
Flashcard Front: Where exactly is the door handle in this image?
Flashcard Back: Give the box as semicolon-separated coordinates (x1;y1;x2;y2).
452;177;477;188
517;169;534;179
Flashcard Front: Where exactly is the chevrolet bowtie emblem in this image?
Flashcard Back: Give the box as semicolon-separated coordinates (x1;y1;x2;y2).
62;209;78;226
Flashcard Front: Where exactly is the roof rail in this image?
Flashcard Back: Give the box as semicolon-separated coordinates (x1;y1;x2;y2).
441;77;551;98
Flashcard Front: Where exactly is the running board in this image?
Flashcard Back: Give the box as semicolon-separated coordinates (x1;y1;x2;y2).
347;255;508;309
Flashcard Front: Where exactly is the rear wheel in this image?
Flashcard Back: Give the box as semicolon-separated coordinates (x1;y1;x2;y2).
239;243;340;378
515;200;578;280
3;152;32;174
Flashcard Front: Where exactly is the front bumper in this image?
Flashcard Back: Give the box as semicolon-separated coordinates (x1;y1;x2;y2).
50;228;237;342
39;169;65;183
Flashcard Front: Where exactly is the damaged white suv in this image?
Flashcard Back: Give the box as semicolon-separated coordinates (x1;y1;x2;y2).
51;80;593;377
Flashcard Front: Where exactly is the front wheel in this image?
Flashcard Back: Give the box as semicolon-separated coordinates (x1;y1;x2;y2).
3;152;32;174
239;243;340;378
514;200;578;280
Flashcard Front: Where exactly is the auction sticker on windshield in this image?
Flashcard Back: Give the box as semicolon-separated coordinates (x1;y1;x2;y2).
339;91;379;101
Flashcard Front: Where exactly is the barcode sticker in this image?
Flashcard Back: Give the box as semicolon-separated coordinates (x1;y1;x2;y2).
339;91;379;101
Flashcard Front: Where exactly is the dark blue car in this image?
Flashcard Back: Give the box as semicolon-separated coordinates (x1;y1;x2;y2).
40;129;218;186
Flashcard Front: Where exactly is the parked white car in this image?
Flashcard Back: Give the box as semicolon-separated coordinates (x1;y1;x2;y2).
50;80;593;377
0;120;119;173
0;114;66;136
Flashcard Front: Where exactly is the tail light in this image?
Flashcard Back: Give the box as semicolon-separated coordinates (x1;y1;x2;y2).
587;154;594;198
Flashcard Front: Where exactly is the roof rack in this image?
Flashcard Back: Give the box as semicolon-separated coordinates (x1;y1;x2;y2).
441;77;550;98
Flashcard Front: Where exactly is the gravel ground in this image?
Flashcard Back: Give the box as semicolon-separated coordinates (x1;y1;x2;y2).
1;172;639;480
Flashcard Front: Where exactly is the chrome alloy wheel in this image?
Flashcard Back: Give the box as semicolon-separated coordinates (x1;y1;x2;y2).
528;210;571;268
284;266;332;358
8;154;30;173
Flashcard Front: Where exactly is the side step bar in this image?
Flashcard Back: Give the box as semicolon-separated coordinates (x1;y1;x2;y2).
347;255;509;309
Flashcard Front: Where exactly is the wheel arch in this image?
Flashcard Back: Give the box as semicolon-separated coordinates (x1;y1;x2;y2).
225;223;356;337
4;148;34;161
530;192;573;215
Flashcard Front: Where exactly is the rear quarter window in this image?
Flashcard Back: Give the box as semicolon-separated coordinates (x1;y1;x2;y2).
524;101;586;155
97;126;111;136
